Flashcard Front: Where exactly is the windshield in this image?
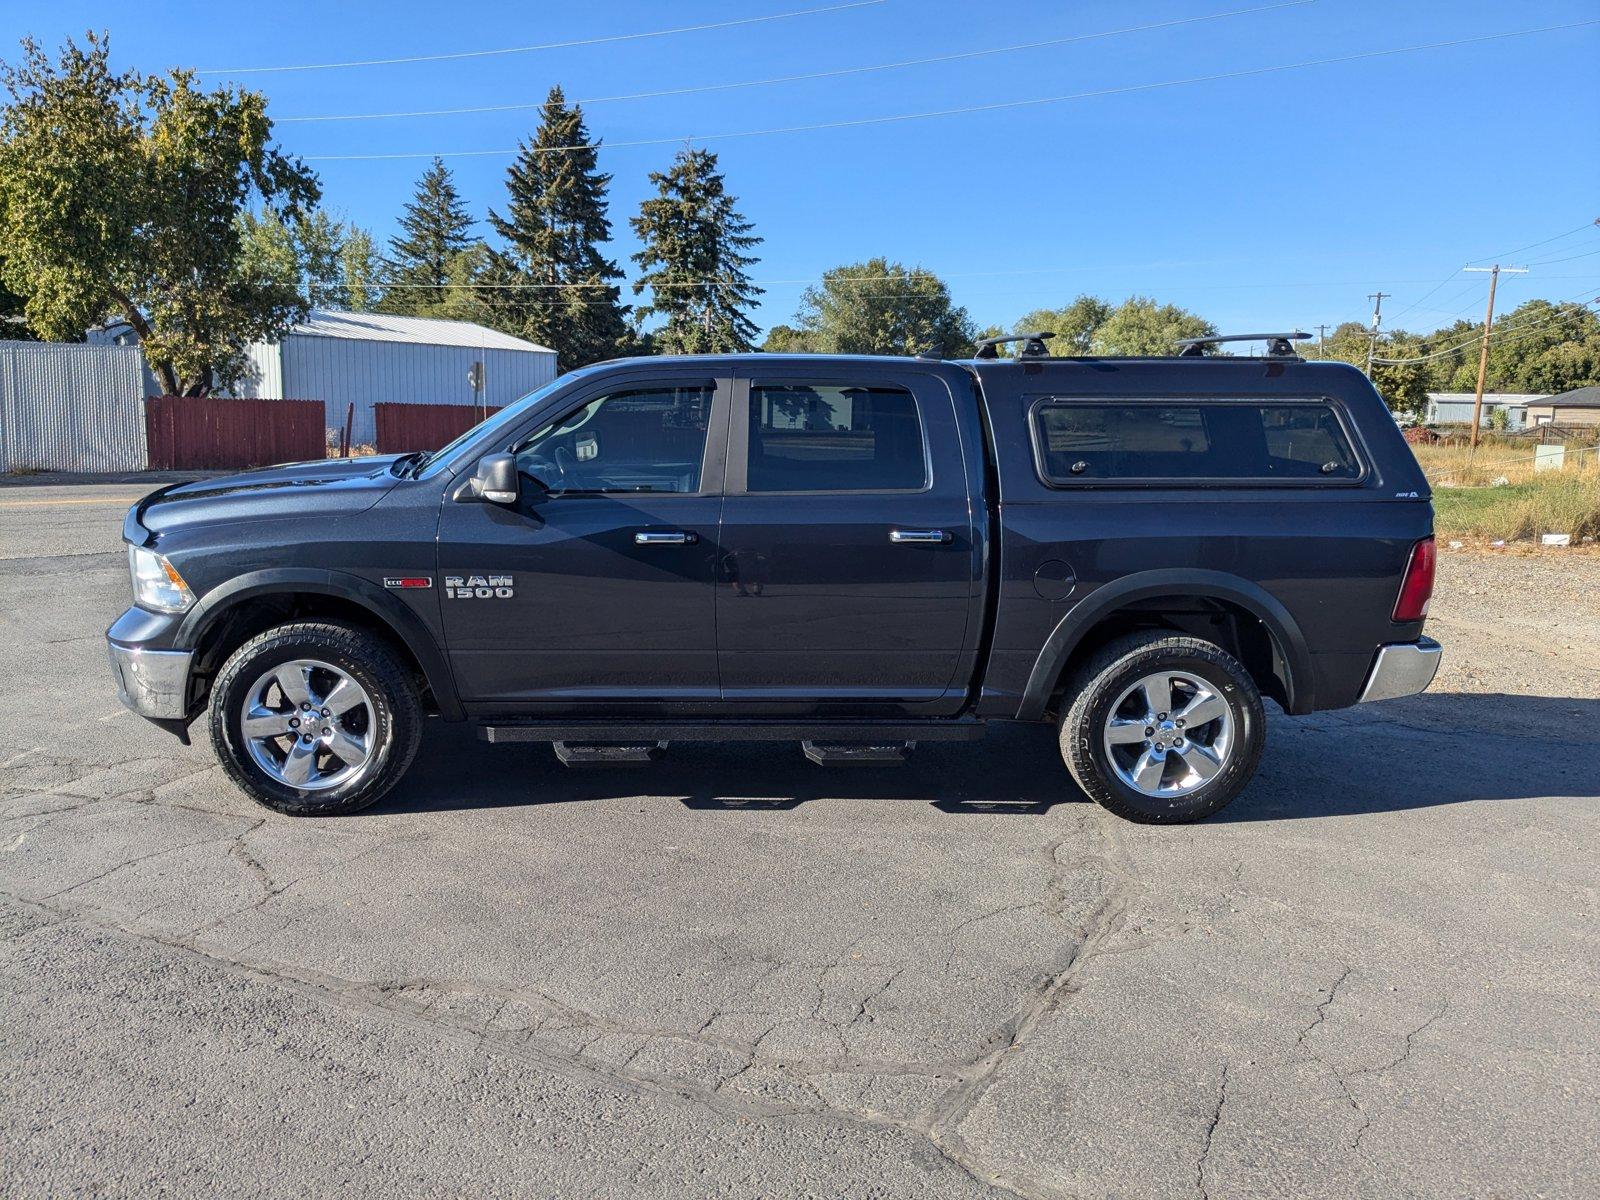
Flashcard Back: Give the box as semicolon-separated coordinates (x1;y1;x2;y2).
416;369;602;480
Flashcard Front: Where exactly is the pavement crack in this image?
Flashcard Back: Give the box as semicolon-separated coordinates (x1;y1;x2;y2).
924;816;1137;1193
1295;965;1352;1052
1195;1060;1230;1200
34;823;258;902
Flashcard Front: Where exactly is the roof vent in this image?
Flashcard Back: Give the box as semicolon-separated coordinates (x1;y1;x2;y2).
1175;332;1311;358
975;331;1056;360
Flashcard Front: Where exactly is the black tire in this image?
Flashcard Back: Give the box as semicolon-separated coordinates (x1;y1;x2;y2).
209;622;422;816
1059;632;1264;824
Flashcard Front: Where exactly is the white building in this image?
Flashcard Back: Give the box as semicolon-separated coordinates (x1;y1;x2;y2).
93;310;557;445
1423;392;1540;431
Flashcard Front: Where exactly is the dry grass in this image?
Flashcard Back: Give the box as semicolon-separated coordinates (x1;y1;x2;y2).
1411;438;1600;544
1411;439;1600;487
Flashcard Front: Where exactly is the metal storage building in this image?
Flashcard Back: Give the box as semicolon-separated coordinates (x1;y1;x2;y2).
93;310;558;447
233;311;557;446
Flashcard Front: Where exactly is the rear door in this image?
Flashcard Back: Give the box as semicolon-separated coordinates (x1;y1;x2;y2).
437;367;730;708
715;363;981;713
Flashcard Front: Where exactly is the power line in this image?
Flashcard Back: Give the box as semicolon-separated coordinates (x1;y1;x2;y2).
279;2;1315;124
1384;268;1461;326
1389;219;1599;325
200;0;886;75
302;19;1600;162
1468;218;1600;265
1370;289;1598;364
1522;246;1600;267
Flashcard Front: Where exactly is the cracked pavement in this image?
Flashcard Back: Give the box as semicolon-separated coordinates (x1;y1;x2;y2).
2;481;1598;1198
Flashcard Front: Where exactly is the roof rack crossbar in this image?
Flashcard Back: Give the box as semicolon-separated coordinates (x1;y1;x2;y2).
1175;331;1311;358
975;331;1055;360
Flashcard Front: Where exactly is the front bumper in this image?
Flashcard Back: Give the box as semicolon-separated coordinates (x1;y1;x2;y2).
108;639;195;720
1357;637;1442;703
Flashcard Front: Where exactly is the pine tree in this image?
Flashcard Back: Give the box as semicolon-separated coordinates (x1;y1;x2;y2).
380;157;475;317
630;147;762;354
486;86;630;368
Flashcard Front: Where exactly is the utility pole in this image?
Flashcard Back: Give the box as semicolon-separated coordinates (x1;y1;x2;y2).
1364;293;1389;376
1463;264;1528;449
1315;323;1330;354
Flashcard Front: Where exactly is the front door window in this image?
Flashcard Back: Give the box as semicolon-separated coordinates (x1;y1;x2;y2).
514;385;714;495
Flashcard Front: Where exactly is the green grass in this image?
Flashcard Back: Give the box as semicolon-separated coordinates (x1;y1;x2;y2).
1434;473;1600;543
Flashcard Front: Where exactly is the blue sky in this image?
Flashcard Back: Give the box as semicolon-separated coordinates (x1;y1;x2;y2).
6;0;1599;338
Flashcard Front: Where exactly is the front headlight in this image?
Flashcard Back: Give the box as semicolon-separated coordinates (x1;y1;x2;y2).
128;545;196;613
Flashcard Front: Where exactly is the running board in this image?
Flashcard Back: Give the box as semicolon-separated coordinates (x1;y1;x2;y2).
480;719;985;744
553;741;668;767
802;740;914;766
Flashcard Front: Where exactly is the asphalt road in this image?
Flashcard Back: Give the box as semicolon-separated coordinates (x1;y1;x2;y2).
2;479;1596;1199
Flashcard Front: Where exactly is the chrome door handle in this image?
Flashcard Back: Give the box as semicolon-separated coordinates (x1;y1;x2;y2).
635;531;695;545
889;529;951;544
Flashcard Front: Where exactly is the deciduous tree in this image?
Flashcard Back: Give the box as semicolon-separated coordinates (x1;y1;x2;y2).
1090;296;1215;356
771;258;975;357
0;33;318;394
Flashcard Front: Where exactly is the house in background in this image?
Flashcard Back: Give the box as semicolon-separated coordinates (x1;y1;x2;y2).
91;310;557;445
1423;392;1540;430
1524;385;1600;426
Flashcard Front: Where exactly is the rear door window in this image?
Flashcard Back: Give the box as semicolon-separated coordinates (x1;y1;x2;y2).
1032;400;1362;484
746;383;927;492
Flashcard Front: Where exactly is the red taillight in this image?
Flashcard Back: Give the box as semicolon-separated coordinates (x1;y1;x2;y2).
1392;536;1435;622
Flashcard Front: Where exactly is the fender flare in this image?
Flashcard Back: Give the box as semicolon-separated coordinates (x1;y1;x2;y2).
1018;569;1314;719
173;568;464;721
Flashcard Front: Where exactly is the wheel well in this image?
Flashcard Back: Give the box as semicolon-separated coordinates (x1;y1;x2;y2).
190;594;437;714
1047;595;1291;716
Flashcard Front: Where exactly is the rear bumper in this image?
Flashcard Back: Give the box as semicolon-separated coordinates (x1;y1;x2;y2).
108;639;194;720
1357;637;1442;703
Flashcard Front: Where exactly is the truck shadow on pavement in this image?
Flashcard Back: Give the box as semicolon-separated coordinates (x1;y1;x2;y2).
375;691;1598;821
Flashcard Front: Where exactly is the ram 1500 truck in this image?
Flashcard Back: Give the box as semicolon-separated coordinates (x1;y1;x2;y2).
107;333;1440;823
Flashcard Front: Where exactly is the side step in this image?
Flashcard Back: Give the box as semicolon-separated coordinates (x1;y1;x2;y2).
802;740;914;766
552;741;668;767
482;719;985;744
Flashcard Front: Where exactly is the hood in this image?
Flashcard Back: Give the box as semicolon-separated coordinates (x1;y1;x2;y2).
130;455;407;539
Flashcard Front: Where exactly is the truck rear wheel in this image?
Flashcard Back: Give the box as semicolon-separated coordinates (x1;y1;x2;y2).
209;622;422;817
1059;632;1264;823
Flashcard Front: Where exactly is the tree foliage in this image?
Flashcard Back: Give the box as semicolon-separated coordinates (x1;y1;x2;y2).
1014;295;1115;355
766;258;975;357
378;157;477;318
0;33;318;394
630;147;762;354
1313;300;1600;412
999;294;1212;357
0;254;34;339
486;87;631;368
239;209;380;312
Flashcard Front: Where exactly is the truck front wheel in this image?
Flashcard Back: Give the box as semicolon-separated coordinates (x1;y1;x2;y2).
209;622;423;816
1059;632;1264;823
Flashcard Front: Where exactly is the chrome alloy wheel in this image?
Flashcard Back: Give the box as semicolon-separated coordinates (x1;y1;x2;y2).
241;660;375;792
1102;670;1234;799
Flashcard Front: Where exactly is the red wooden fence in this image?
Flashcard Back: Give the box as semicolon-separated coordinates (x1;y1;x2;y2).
145;396;327;471
374;402;502;454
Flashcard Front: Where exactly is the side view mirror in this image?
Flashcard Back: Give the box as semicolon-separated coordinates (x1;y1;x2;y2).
473;452;520;505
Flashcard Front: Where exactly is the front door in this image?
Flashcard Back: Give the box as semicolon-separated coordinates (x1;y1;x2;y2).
437;371;730;709
715;365;981;713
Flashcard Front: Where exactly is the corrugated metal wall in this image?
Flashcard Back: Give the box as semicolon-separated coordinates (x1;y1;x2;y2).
0;342;148;472
282;336;557;446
